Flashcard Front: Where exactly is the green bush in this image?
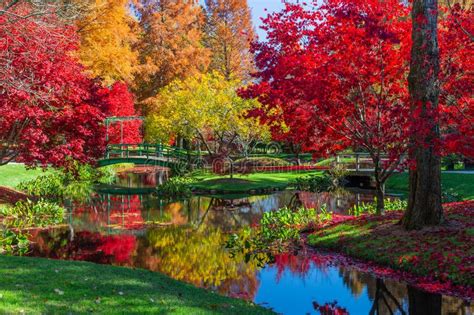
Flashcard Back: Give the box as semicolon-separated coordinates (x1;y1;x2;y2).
226;206;332;266
349;198;407;216
295;173;333;192
0;199;65;256
259;207;318;242
442;154;463;170
442;188;464;203
0;229;29;256
157;177;196;197
1;199;65;228
17;163;115;201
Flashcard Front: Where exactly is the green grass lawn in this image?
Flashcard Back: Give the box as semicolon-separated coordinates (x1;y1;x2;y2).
0;256;272;314
191;171;323;193
307;201;474;287
0;164;53;188
386;172;474;200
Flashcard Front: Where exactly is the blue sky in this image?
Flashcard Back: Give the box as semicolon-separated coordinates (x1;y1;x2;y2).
246;0;286;38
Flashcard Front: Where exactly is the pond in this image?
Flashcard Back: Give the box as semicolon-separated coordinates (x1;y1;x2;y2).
27;171;473;314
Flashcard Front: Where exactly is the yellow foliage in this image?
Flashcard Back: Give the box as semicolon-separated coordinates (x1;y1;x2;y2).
440;0;473;8
143;226;259;294
133;0;210;103
145;72;270;153
204;0;255;81
77;0;137;85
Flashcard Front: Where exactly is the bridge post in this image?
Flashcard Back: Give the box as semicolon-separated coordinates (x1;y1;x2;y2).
356;154;360;172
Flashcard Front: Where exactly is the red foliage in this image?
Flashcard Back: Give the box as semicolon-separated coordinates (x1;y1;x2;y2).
243;0;473;167
313;301;349;315
0;8;107;167
73;195;146;230
438;5;474;157
97;82;142;144
243;0;411;164
98;235;137;263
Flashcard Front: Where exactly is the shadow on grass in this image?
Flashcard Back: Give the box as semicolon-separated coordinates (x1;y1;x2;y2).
0;255;272;314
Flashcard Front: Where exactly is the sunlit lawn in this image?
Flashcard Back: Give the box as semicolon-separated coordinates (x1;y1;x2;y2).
191;171;324;192
0;256;271;314
386;173;474;200
0;164;53;188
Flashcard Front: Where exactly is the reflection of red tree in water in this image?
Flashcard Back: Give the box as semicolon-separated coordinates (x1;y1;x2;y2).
30;230;136;265
73;195;145;230
273;253;330;282
313;301;349;315
98;234;136;263
142;173;158;186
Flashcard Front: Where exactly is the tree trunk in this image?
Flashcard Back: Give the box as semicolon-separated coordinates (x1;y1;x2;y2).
373;155;385;215
402;0;443;230
375;181;385;215
408;286;442;315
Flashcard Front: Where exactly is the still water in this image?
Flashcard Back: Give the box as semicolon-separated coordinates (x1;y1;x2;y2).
28;171;473;315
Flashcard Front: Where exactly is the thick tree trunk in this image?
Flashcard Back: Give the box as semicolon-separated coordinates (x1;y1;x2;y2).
408;286;442;315
402;0;443;230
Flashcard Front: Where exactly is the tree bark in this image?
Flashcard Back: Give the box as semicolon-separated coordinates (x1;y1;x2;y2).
402;0;443;230
375;181;385;215
373;155;386;215
408;286;442;315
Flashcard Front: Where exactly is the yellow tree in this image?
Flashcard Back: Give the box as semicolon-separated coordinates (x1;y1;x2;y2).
145;72;269;157
77;0;137;85
441;0;473;8
204;0;255;81
133;0;210;104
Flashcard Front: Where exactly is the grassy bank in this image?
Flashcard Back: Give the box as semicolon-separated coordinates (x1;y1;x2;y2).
191;171;323;193
0;256;271;314
307;201;474;288
386;173;474;200
0;164;53;189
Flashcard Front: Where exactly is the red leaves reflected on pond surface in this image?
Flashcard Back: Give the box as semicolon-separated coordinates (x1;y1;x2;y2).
313;301;349;315
97;235;137;263
29;230;137;265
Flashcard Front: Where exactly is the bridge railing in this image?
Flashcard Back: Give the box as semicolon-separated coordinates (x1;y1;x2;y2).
104;143;192;162
105;144;163;158
335;153;404;173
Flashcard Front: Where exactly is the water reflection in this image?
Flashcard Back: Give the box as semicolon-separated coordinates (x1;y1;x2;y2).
115;166;170;188
28;189;472;314
256;254;472;314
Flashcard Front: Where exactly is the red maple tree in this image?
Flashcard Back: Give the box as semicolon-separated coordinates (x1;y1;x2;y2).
243;0;412;213
439;4;473;158
0;6;106;167
243;0;472;213
97;82;142;144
